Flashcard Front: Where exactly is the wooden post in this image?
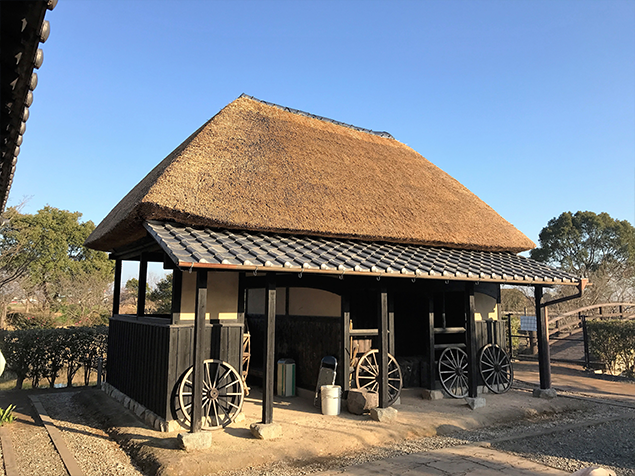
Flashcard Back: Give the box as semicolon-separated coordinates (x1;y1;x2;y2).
137;254;148;317
339;290;350;392
427;296;436;389
112;259;122;316
464;283;478;398
191;269;208;433
534;286;552;389
171;268;183;323
582;315;590;369
507;313;513;358
378;287;389;408
263;273;276;424
388;296;395;355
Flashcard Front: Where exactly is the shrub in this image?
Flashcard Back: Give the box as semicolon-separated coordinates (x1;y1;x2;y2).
0;326;108;389
587;320;635;376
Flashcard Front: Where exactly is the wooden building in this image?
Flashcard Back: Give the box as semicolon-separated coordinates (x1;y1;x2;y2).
85;95;583;432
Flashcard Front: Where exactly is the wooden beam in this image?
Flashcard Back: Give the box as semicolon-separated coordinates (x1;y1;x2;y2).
465;282;478;398
137;254;148;317
535;285;552;389
191;270;208;433
112;259;122;316
263;273;276;424
378;287;389;408
339;290;351;392
426;295;436;390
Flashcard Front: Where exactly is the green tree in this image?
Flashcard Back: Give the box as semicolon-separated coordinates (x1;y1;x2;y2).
124;278;150;307
531;211;635;304
0;207;114;320
148;273;173;314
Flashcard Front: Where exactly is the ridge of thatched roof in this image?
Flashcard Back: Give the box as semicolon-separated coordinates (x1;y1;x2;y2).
85;95;535;253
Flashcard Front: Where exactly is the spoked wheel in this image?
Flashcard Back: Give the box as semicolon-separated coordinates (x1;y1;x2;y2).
177;359;244;430
242;332;251;396
438;347;469;398
479;344;513;394
354;349;403;406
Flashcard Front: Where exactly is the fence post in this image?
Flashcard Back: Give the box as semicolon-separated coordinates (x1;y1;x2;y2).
96;356;103;389
582;315;590;369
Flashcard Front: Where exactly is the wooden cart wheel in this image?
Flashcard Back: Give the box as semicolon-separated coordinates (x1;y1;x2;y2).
242;331;251;395
177;359;244;430
354;349;402;406
438;347;469;398
479;344;513;394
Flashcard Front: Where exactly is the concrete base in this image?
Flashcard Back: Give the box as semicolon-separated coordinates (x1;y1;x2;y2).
533;388;558;399
465;397;486;410
177;431;213;451
421;389;444;400
370;407;398;422
250;422;282;440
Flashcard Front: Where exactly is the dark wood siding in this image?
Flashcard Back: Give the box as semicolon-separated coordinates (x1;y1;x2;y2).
108;316;243;421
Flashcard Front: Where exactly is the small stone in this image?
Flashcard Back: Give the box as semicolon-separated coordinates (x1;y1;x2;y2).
346;389;378;415
571;467;616;476
177;431;213;451
465;397;486;409
532;388;558;399
250;422;282;440
123;396;131;408
234;412;246;423
421;389;444;400
370;406;398;422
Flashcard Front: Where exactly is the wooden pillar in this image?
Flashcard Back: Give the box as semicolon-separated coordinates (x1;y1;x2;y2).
112;259;122;316
426;295;436;389
191;269;208;433
263;273;276;424
137;254;148;317
388;296;395;355
171;268;183;323
339;290;351;392
534;285;552;389
378;287;389;408
464;282;478;398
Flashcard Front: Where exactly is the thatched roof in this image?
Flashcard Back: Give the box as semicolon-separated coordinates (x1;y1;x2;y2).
86;95;535;253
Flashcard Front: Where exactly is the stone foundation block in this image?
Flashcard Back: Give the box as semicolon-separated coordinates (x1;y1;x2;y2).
571;467;616;476
346;389;378;415
370;406;398;423
533;388;558;399
465;397;486;409
178;431;213;451
250;422;282;440
421;389;444;400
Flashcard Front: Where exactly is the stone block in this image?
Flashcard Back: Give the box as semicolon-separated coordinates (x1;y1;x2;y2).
123;396;131;409
571;467;616;476
421;389;444;400
370;406;398;422
532;388;558;399
250;422;282;440
346;389;378;415
465;397;486;409
177;431;213;451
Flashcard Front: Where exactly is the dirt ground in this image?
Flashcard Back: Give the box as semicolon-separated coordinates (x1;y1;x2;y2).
72;384;594;476
2;361;633;476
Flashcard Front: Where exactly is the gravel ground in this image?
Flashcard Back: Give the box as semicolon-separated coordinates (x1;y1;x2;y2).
216;401;635;476
37;392;146;476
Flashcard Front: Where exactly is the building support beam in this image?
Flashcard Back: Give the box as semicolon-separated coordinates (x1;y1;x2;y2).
112;259;122;316
535;285;552;389
465;282;478;398
378;287;389;408
137;254;148;317
426;295;436;390
263;273;276;424
191;270;208;433
339;290;351;392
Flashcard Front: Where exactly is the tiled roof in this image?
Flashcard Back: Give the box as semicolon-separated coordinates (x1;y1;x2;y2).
144;221;579;285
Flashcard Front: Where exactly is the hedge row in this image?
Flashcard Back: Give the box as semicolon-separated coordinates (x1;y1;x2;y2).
587;319;635;376
0;326;107;389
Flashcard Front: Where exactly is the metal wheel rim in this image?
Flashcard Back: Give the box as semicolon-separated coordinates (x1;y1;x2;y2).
177;359;245;430
438;347;469;398
354;349;403;406
479;344;513;394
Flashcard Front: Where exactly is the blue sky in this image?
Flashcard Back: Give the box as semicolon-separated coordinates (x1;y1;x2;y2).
11;0;635;255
